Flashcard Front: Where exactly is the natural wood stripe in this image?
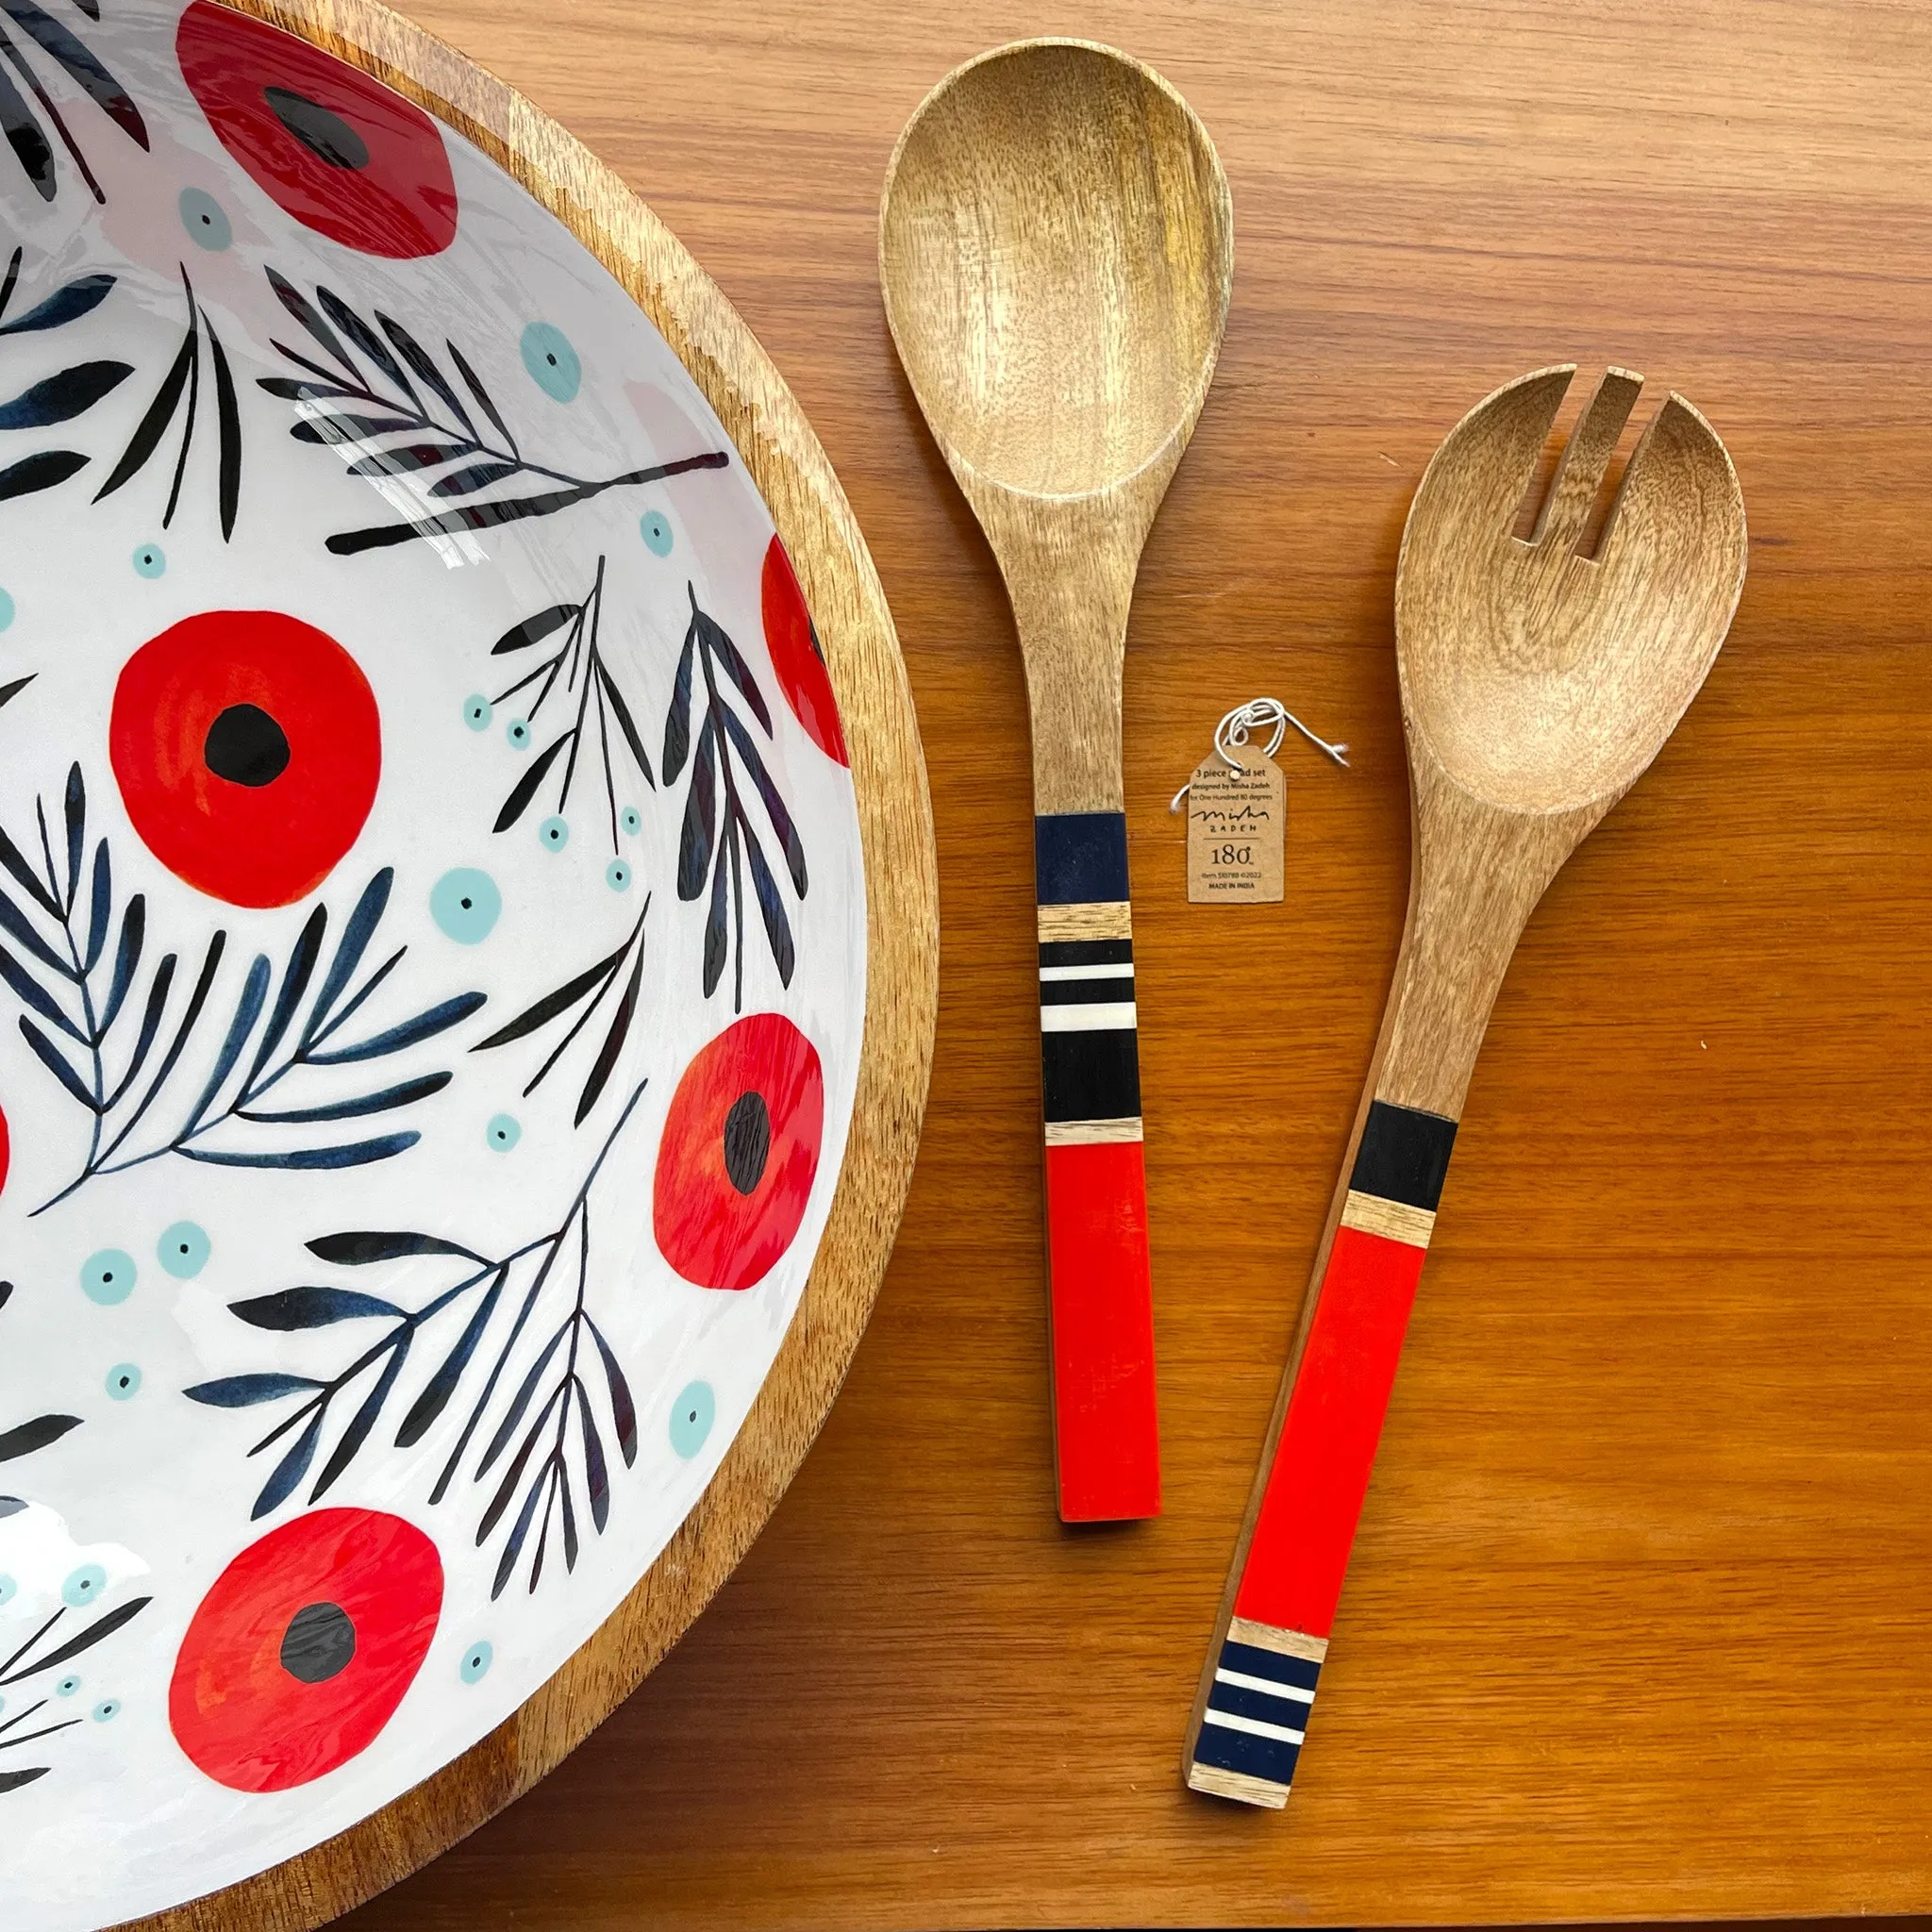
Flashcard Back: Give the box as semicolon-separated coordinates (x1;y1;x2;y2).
1339;1190;1437;1249
1037;900;1133;942
1185;1761;1289;1809
1229;1618;1329;1663
1044;1117;1143;1146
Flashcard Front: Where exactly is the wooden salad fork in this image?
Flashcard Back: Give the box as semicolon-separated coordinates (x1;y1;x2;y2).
880;40;1233;1521
1184;366;1748;1806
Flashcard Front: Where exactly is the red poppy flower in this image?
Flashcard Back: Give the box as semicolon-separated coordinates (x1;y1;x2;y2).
761;538;848;767
655;1012;824;1291
0;1099;9;1201
170;1507;442;1793
176;1;457;259
110;610;381;909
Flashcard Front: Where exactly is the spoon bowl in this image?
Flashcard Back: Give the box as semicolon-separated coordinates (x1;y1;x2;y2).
881;38;1231;503
1397;365;1747;816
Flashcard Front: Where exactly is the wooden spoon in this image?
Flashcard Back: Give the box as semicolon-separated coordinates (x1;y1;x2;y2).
880;39;1233;1522
1184;365;1748;1805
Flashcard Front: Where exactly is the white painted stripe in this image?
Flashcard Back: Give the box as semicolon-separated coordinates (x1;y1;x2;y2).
1039;1003;1137;1032
1039;962;1135;983
1201;1707;1305;1746
1215;1668;1315;1705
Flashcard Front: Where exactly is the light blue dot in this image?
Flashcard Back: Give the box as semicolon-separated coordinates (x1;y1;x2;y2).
640;510;673;558
131;542;165;579
80;1249;135;1305
520;322;580;402
178;187;230;251
459;1641;493;1684
606;858;632;892
507;718;531;751
0;1576;15;1608
55;1674;79;1698
61;1564;105;1608
486;1114;521;1153
158;1222;209;1278
106;1363;141;1401
430;868;501;944
620;806;641;836
0;588;13;630
669;1380;715;1459
539;816;569;853
91;1698;120;1723
463;693;492;731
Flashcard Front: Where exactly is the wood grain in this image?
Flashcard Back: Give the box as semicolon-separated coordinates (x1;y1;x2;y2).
119;0;938;1925
324;0;1932;1921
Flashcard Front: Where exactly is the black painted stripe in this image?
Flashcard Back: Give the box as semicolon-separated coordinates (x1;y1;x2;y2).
1191;1718;1300;1790
1207;1677;1309;1727
1039;937;1134;970
1221;1639;1322;1693
1040;976;1134;1008
1042;1027;1141;1124
1035;811;1130;906
1349;1100;1457;1212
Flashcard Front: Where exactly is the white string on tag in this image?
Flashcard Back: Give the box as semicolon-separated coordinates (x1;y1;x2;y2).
1168;698;1348;813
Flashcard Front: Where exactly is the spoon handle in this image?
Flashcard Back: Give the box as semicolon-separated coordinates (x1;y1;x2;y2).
1035;809;1160;1522
1181;1091;1456;1805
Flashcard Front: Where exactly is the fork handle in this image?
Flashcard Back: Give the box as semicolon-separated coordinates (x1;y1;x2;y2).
1035;809;1160;1523
1184;1094;1456;1805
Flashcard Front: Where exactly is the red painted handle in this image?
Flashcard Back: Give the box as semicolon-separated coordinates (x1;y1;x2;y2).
1043;1137;1159;1522
1187;1099;1455;1805
1034;809;1160;1523
1230;1219;1426;1635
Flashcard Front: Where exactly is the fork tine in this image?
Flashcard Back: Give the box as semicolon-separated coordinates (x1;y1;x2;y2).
1531;366;1642;552
1596;391;1745;571
1409;365;1574;544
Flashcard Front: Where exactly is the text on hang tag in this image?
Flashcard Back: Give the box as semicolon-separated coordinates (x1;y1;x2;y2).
1185;745;1286;903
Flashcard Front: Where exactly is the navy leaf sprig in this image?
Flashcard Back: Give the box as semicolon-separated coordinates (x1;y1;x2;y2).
92;261;241;541
664;583;808;1010
485;556;656;853
0;246;124;505
186;1083;648;1599
0;0;148;207
0;1523;152;1797
256;269;729;556
0;766;484;1211
0;673;31;714
471;893;651;1128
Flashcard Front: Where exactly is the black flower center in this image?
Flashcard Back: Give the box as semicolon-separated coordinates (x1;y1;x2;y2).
280;1600;356;1684
264;88;370;170
204;704;290;788
723;1091;772;1196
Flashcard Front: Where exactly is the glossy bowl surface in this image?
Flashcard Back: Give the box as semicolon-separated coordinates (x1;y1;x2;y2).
0;5;866;1924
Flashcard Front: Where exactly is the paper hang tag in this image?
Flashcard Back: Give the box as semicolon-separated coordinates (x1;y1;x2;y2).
1186;745;1286;903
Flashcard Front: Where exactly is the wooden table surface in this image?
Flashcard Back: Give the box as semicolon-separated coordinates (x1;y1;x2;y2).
341;0;1932;1924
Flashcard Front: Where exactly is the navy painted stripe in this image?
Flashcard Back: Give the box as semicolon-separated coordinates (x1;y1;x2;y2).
1191;1720;1300;1789
1035;811;1130;906
1042;1027;1141;1124
1039;937;1134;970
1349;1100;1457;1212
1221;1639;1322;1693
1207;1677;1309;1727
1040;976;1134;1008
